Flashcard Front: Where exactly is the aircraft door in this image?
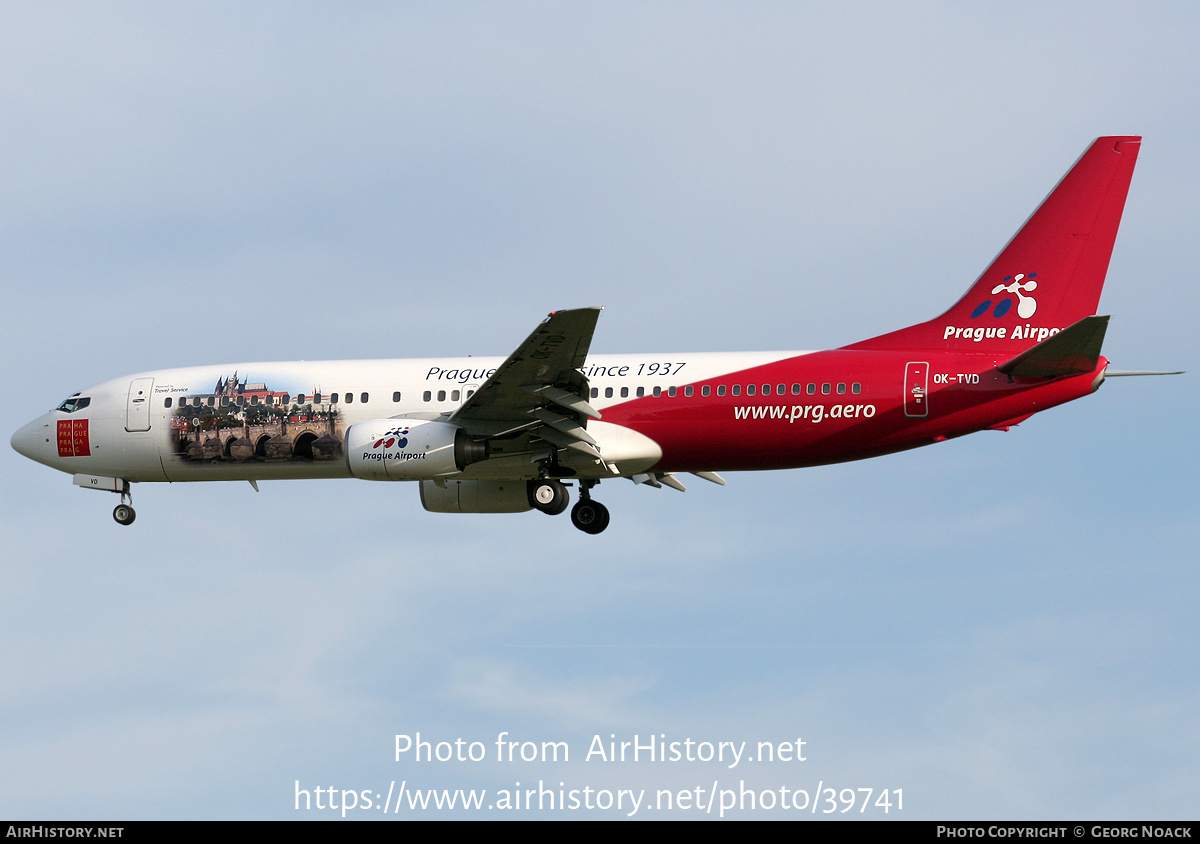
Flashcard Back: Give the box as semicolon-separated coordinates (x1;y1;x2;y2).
904;362;929;418
126;377;155;432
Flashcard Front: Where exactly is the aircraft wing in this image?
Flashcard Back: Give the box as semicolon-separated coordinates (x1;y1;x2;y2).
449;307;606;460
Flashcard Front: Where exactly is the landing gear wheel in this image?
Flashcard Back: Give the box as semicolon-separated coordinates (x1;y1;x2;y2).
113;504;136;526
570;500;610;534
528;479;570;515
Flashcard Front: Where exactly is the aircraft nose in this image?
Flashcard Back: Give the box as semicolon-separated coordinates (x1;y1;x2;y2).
11;416;53;464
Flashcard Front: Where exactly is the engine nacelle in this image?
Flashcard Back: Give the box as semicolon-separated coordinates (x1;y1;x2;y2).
346;419;488;481
419;479;533;513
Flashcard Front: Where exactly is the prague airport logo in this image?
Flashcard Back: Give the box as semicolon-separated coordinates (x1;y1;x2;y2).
971;272;1039;320
372;427;410;450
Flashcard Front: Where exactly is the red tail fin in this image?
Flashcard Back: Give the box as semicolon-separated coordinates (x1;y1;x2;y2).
845;136;1141;352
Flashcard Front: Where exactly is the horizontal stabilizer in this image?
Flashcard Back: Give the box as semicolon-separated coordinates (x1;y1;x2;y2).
1104;369;1184;377
997;315;1109;378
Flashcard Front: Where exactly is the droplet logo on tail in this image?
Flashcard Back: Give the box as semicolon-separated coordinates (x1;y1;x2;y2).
944;272;1060;342
971;272;1038;320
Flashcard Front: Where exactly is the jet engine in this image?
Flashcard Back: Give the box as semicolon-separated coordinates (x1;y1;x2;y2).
345;419;489;481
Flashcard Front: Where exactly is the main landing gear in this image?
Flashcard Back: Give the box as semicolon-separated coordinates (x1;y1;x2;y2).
527;478;610;534
528;478;570;515
570;498;609;535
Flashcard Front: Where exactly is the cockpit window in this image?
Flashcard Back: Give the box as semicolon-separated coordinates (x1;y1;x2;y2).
55;396;91;413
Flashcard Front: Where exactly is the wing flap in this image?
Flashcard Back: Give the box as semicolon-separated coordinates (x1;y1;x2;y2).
526;384;601;419
530;408;598;446
450;308;606;465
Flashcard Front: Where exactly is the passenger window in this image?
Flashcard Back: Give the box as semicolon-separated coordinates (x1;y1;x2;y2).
331;393;339;404
684;386;694;397
762;384;771;396
621;387;629;398
636;387;645;398
747;384;756;396
667;386;677;397
393;392;401;402
164;398;172;408
313;393;322;404
837;383;846;395
717;385;726;397
361;392;369;403
653;386;662;397
423;391;431;402
605;387;613;398
852;383;861;394
732;385;741;396
297;394;306;404
344;392;353;404
701;385;710;397
791;384;801;395
591;388;599;398
821;383;831;395
437;390;446;402
778;383;786;395
807;383;816;395
451;390;460;402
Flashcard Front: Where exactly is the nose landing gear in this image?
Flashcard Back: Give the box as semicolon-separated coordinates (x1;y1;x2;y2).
113;483;135;526
70;474;137;525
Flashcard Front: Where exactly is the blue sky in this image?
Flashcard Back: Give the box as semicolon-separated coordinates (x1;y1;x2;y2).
1;2;1196;819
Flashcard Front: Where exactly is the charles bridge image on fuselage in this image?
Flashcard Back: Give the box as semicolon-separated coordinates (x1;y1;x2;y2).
171;374;345;464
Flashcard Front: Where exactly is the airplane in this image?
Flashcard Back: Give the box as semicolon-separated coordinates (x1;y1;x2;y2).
11;136;1175;534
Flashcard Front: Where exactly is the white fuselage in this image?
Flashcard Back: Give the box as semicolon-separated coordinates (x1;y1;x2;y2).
12;351;798;483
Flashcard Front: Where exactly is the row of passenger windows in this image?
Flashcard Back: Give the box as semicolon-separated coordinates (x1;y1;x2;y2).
422;390;475;402
590;382;862;399
415;383;863;402
164;382;862;409
166;392;373;409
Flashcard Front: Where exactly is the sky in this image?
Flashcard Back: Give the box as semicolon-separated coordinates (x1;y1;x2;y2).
1;2;1197;820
